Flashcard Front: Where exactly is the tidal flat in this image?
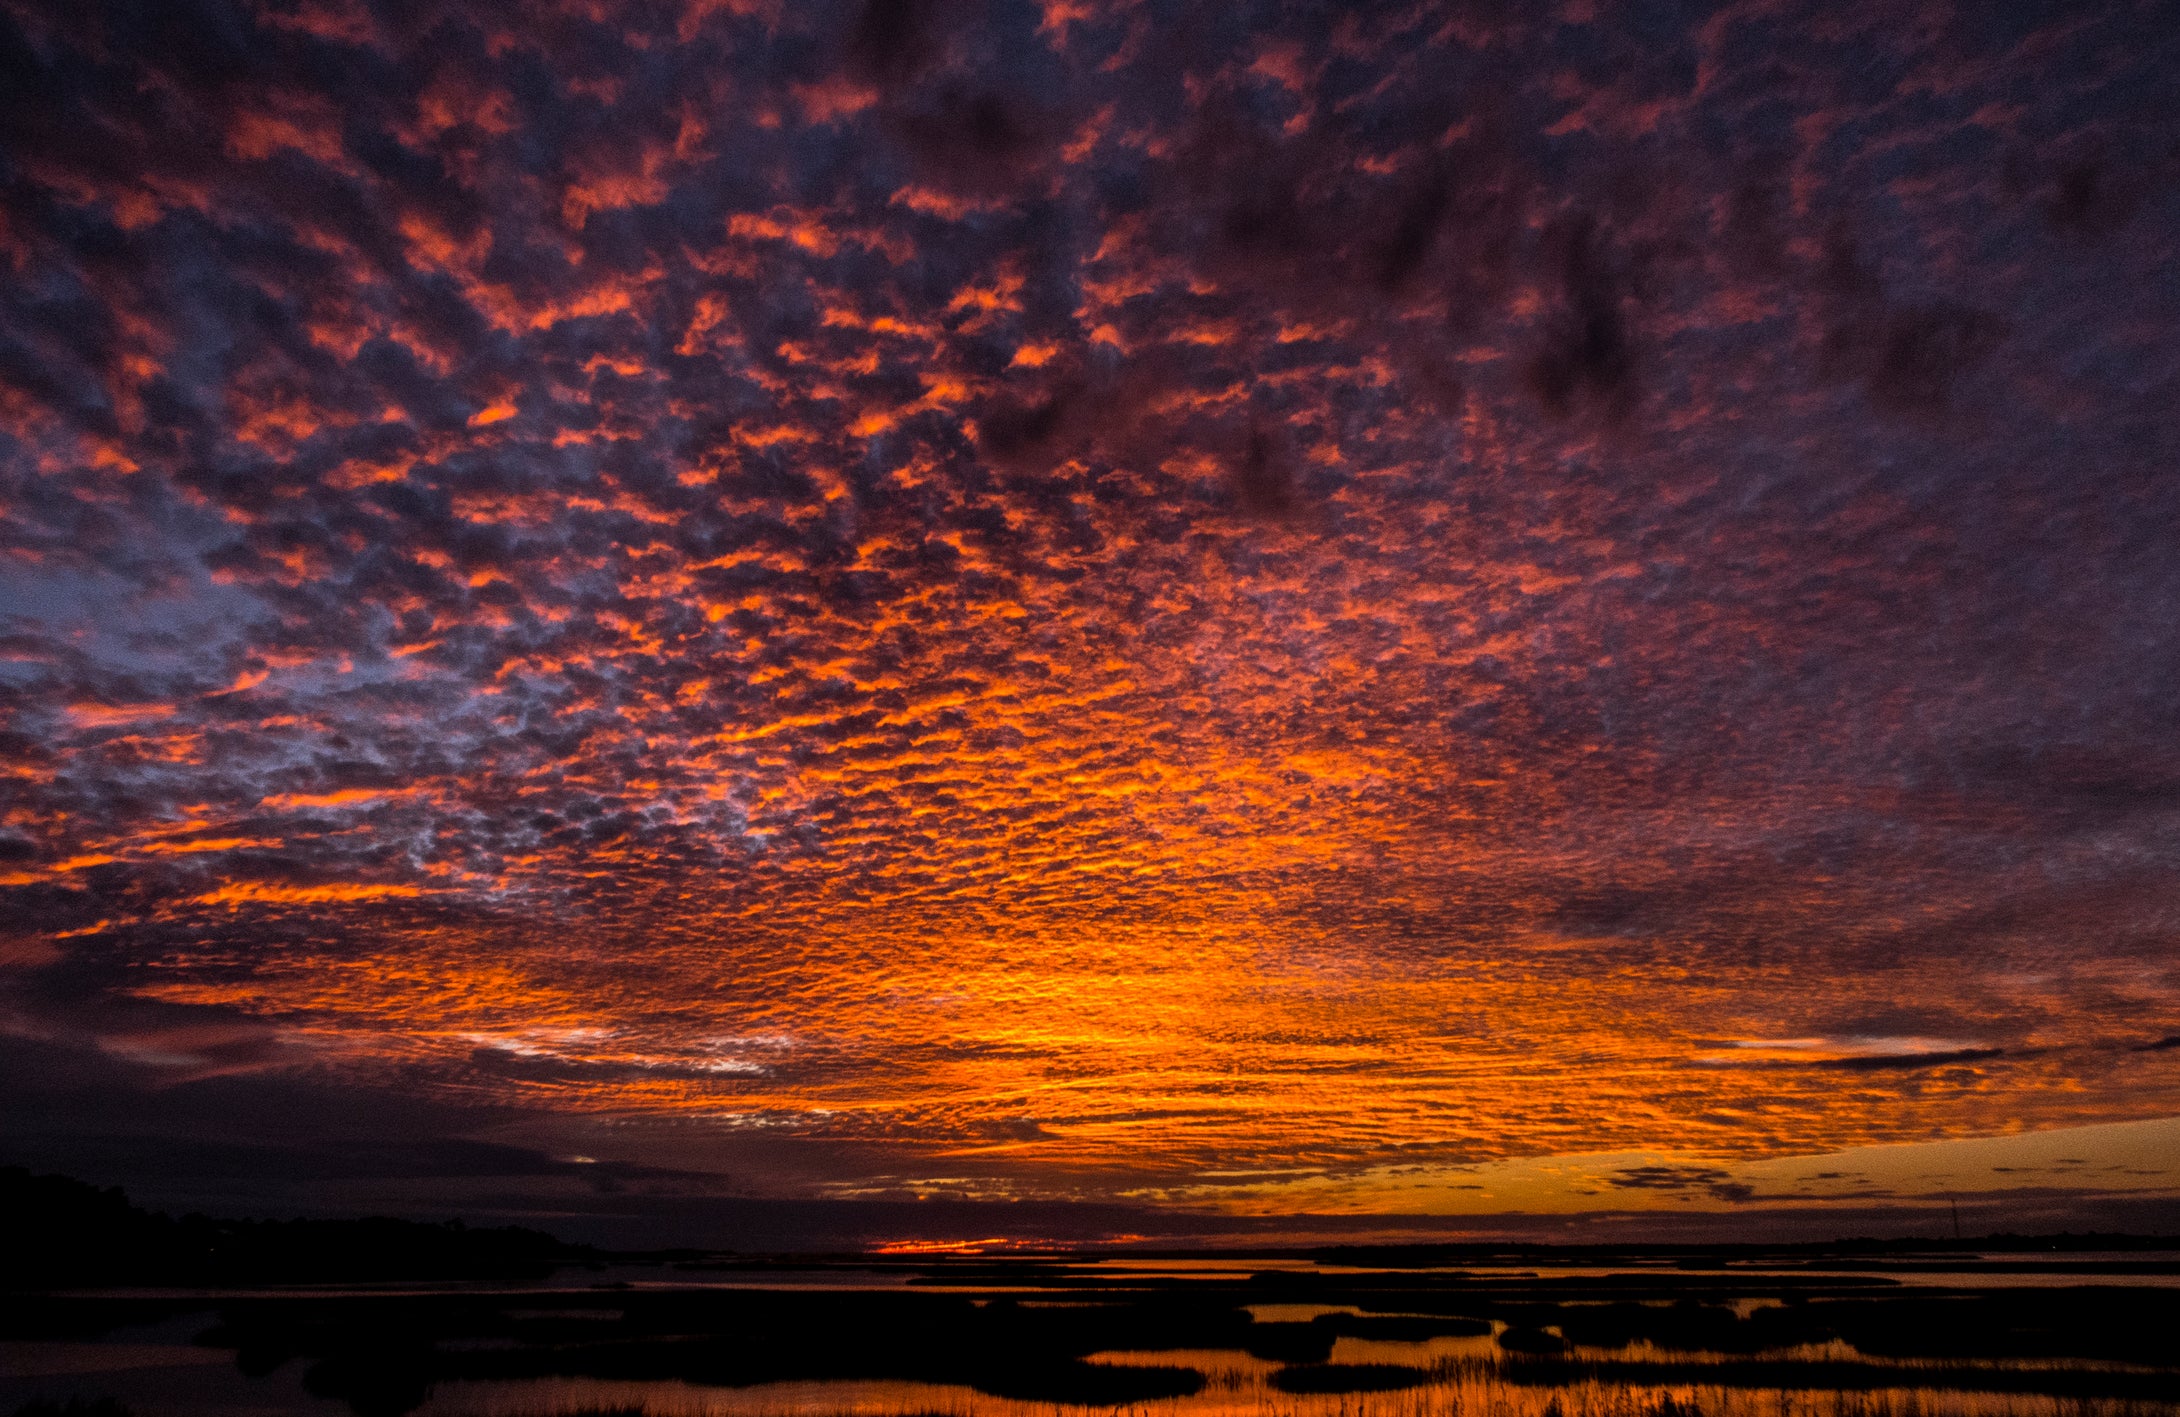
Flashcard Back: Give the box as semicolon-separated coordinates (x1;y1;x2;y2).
5;1246;2178;1417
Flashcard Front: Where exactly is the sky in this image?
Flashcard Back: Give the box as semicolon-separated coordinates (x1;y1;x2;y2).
2;0;2179;1247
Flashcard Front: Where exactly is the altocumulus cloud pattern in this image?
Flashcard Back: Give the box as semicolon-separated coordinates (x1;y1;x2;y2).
2;0;2179;1213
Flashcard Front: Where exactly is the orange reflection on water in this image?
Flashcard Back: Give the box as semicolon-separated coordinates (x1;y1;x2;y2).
412;1365;2168;1417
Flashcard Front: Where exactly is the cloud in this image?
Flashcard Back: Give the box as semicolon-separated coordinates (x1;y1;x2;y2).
0;0;2177;1217
1605;1165;1756;1204
1699;1037;2009;1073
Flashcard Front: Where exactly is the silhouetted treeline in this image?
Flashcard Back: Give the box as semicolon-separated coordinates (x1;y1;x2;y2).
0;1168;582;1288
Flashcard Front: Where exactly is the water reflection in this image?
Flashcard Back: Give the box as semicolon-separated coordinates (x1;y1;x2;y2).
414;1366;2178;1417
9;1251;2180;1417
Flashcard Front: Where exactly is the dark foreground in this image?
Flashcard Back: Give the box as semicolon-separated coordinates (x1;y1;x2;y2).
10;1250;2180;1417
4;1174;2178;1417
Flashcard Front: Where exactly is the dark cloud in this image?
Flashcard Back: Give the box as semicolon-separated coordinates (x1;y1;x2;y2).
2042;157;2139;238
1813;1048;2008;1073
1606;1165;1756;1204
1866;302;2007;416
1524;214;1638;420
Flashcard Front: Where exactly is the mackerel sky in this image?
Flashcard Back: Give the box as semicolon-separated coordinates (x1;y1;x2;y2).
3;0;2178;1240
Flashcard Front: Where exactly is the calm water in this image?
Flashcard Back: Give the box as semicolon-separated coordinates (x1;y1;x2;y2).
10;1336;2175;1417
412;1373;2180;1417
7;1254;2178;1417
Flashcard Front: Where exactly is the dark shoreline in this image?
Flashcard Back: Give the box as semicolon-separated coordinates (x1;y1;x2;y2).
13;1263;2180;1416
9;1168;2180;1417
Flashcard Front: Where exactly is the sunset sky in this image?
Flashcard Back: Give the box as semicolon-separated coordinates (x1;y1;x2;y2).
3;0;2178;1246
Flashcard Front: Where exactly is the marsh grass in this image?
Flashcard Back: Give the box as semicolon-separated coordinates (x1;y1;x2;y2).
414;1362;2180;1417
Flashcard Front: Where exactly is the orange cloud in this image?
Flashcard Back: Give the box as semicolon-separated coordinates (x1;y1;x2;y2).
192;882;429;906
